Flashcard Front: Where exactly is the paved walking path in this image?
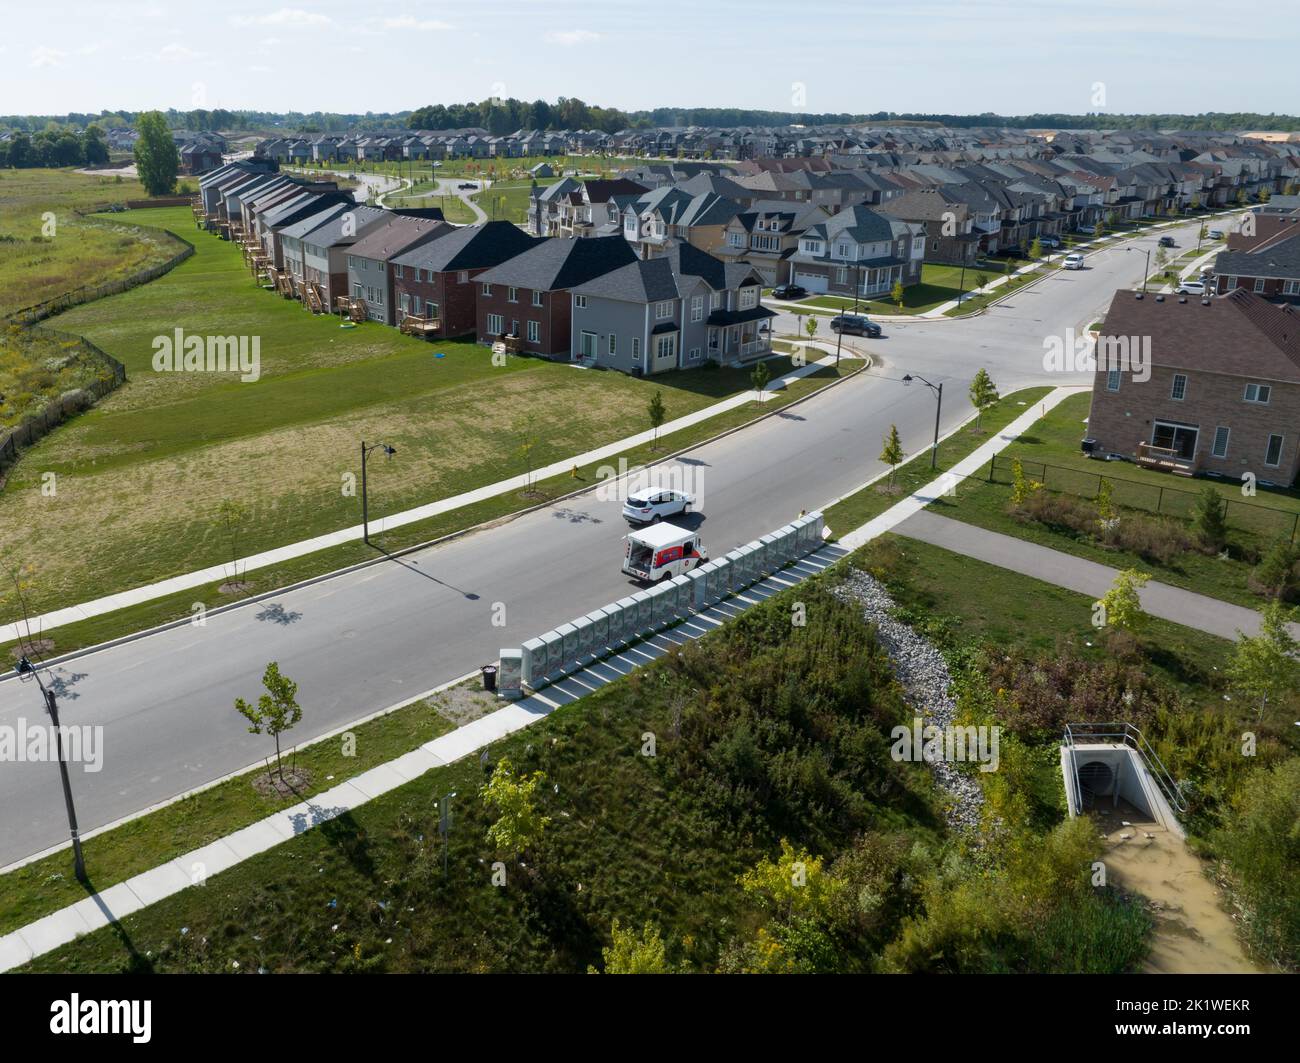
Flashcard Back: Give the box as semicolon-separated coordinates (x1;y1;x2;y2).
895;509;1298;642
1;352;854;646
0;548;844;972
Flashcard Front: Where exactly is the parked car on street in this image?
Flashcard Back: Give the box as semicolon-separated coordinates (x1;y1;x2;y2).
829;314;882;337
1063;253;1085;270
1076;224;1096;235
622;486;694;525
1038;235;1061;249
771;284;808;300
1158;235;1176;247
1176;279;1206;295
1208;229;1224;239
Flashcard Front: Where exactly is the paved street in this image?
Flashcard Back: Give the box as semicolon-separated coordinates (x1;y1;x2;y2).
0;213;1225;866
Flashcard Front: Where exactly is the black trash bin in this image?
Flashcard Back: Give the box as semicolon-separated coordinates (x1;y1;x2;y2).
481;664;498;692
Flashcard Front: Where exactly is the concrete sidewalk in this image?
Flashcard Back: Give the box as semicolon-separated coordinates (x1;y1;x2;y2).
2;351;854;646
895;509;1297;642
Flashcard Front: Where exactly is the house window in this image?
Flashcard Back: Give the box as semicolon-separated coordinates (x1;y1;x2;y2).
347;255;356;269
1106;367;1121;392
1244;383;1271;404
689;347;701;361
458;271;469;283
738;287;758;310
608;334;616;355
1283;280;1300;296
487;313;504;335
400;294;410;312
710;292;722;310
425;300;438;319
527;320;540;343
482;283;492;296
1253;277;1266;292
691;296;703;322
728;232;745;248
1170;374;1187;400
836;267;849;284
655;300;673;319
632;337;640;360
836;242;851;258
395;264;403;279
508;286;518;302
1265;433;1284;467
531;290;542;307
575;295;587;309
1212;426;1230;458
656;334;676;360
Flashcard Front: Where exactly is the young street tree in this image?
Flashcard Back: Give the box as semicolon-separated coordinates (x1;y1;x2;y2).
1227;601;1300;722
891;280;905;308
750;359;771;401
647;389;665;446
880;424;904;487
480;756;551;858
234;662;302;783
216;499;248;583
133;111;179;197
1098;569;1150;633
804;315;818;342
1192;486;1229;552
968;368;999;429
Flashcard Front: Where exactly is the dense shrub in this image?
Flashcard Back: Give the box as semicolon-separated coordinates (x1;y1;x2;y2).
1010;487;1192;565
1249;538;1299;600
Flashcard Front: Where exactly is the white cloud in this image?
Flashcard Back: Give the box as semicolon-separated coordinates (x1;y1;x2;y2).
232;8;334;28
382;16;453;31
29;46;68;68
157;42;203;62
544;30;600;46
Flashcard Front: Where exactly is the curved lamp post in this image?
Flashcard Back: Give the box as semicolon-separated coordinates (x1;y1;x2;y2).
361;440;397;545
902;373;944;470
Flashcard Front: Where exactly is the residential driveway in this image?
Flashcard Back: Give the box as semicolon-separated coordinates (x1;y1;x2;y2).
895;510;1297;642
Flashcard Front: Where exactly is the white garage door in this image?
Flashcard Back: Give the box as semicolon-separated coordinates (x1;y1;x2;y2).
794;271;829;293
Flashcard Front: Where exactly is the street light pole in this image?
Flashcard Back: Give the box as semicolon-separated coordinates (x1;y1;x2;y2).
15;656;86;883
360;440;397;545
902;373;944;470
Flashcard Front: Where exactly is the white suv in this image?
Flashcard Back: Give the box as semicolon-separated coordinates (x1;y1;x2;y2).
622;487;694;525
1063;253;1085;270
1176;280;1205;296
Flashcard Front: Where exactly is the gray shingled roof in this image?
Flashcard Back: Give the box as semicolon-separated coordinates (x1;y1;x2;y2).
567;257;679;302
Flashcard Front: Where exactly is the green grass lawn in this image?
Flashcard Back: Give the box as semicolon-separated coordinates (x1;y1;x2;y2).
0;205;845;630
822;387;1052;536
0;168;182;318
473;179;557;224
918;392;1300;614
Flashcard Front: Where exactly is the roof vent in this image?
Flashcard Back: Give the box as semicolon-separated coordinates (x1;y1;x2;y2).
1155;294;1165;302
1178;295;1187;303
1202;298;1212;306
1134;291;1144;300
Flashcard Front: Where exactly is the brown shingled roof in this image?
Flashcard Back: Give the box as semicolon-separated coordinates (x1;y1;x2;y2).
1099;288;1300;383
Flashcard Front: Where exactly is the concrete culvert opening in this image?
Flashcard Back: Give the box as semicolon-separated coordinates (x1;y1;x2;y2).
1077;760;1114;802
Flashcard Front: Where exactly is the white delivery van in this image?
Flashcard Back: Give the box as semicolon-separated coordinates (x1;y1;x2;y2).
622;523;707;582
1063;253;1085;270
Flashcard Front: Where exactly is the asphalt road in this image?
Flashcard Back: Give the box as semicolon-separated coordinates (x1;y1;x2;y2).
0;214;1222;866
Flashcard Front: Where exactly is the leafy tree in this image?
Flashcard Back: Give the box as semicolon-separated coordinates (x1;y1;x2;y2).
589;919;673;973
1098;569;1149;633
1028;237;1043;264
975;271;989;290
1227;601;1300;722
879;424;904;486
234;662;302;782
480;756;551;857
1192;486;1229;551
1251;538;1299;599
216;499;248;582
804;315;818;341
647;389;665;445
968;368;999;428
82;124;109;165
891;279;905;308
750;359;771;399
1096;477;1116;523
739;839;845;923
133;110;179;196
6;132;32;168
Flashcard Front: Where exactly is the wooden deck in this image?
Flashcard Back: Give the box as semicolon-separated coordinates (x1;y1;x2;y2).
1135;442;1197;476
399;313;441;338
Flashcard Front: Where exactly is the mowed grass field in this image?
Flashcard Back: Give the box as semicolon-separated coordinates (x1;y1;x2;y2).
0;168;182;318
0;205;804;620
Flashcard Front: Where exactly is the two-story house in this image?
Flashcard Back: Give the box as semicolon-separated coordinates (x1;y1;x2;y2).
345;215;452;325
716;200;829;286
473;235;638;358
298;204;389;312
1085;288;1300;485
786;205;924;297
389;221;539;338
566;242;772;376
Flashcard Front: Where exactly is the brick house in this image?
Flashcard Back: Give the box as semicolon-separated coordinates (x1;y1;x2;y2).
389;222;539;338
345;215;452;324
1085;288;1300;486
473;235;638;358
1213;224;1300;304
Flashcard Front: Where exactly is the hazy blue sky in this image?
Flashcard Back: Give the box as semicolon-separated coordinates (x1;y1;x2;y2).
3;0;1297;117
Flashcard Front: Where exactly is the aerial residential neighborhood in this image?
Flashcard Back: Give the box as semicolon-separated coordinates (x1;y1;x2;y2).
0;0;1297;1031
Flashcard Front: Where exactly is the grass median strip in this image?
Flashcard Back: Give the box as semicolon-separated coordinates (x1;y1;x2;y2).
822;386;1052;536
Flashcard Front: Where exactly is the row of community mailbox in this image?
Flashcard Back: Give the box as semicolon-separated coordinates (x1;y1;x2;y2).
497;512;826;695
